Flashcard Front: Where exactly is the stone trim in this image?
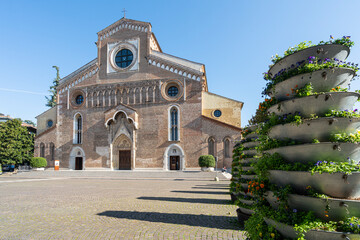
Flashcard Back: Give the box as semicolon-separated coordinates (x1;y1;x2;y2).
98;20;149;41
147;56;203;81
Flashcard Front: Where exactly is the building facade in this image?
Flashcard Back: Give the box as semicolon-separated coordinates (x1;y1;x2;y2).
34;18;243;170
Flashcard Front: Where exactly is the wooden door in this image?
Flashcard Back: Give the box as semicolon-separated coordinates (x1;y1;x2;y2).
170;156;180;170
75;157;83;170
119;150;131;170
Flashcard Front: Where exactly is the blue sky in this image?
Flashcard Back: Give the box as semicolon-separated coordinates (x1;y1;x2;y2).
1;0;360;126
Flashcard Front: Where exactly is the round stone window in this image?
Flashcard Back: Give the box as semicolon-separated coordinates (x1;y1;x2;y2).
167;86;179;97
115;49;133;68
47;120;53;128
75;95;84;105
214;110;222;117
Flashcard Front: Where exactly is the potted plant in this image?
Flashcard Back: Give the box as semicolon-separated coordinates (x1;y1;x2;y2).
30;157;47;171
198;155;215;172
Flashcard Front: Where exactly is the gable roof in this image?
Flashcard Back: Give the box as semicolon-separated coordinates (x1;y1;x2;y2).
97;18;152;42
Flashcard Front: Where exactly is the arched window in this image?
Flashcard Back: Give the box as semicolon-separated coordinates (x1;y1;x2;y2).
224;138;230;158
169;107;179;141
74;114;82;144
40;143;45;158
208;137;216;157
50;142;55;161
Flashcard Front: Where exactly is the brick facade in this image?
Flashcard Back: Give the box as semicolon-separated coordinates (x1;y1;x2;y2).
35;18;243;170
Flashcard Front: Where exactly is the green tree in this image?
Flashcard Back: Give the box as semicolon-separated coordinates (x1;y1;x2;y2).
0;119;34;166
45;66;60;107
24;120;36;126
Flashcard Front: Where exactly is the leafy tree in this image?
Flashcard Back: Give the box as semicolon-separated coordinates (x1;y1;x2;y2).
45;66;60;107
0;119;34;166
24;120;36;126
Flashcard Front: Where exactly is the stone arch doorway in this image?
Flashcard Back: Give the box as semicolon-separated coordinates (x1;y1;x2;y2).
163;144;185;171
112;134;132;170
69;147;85;170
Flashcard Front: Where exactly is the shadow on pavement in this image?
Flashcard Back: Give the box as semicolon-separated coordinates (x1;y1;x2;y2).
137;196;230;205
97;210;242;230
192;186;229;190
171;190;228;195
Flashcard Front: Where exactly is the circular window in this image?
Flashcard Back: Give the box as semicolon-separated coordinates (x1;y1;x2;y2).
47;120;53;128
167;86;179;97
75;95;84;105
115;49;133;68
214;110;222;117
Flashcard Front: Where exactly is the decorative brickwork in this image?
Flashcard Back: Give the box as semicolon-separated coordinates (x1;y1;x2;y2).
35;18;243;170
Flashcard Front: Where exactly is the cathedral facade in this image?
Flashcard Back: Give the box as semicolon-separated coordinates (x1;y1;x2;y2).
34;18;243;170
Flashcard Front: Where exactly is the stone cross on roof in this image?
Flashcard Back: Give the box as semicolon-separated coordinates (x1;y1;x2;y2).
122;8;127;18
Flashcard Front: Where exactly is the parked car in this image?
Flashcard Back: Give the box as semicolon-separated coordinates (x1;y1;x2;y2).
2;164;15;172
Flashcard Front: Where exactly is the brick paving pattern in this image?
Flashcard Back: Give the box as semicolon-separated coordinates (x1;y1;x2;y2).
0;171;245;239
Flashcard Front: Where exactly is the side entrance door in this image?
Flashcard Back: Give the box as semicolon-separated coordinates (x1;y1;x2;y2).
75;157;83;170
119;150;131;170
170;156;180;170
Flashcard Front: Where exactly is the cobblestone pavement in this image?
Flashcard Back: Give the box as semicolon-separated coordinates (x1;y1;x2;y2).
0;171;245;239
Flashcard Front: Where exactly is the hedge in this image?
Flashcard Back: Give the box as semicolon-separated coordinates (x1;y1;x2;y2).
30;157;47;168
198;155;216;167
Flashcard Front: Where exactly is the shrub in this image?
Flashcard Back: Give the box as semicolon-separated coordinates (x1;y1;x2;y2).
30;157;47;168
198;155;216;167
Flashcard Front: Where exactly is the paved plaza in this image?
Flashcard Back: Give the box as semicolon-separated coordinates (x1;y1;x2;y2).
0;171;245;239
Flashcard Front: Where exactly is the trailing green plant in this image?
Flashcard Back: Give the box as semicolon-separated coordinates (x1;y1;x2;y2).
245;212;281;239
325;109;360;118
293;83;314;98
311;160;360;175
270;184;294;203
260;112;303;135
330;131;360;143
271;41;314;64
257;136;300;151
337;216;360;234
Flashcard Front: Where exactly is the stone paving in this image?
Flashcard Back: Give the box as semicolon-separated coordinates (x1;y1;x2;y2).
0;171;245;239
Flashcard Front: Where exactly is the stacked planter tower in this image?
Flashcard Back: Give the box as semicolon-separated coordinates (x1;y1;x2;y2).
230;125;262;219
235;37;360;239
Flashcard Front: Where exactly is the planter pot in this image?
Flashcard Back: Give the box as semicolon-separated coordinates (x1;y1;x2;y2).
245;132;259;139
230;193;237;203
236;208;251;223
242;166;254;172
238;206;255;215
265;217;360;240
241;174;257;180
268;44;350;78
239;190;253;197
201;167;214;172
266;142;360;163
239;198;255;205
240;158;257;164
265;191;360;221
268;117;360;142
33;167;45;171
246;125;258;132
268;92;360;118
243;141;260;148
270;68;355;100
264;217;298;239
240;183;249;189
242;149;258;156
269;170;360;198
